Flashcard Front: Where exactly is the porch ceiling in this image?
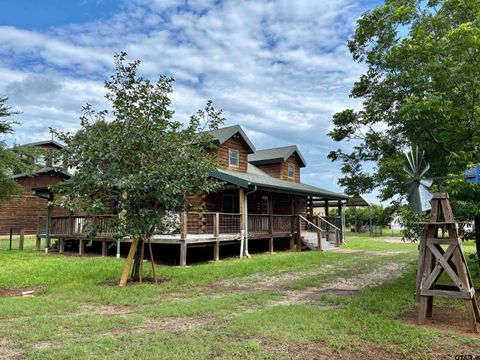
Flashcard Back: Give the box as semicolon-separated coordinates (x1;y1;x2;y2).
211;164;348;200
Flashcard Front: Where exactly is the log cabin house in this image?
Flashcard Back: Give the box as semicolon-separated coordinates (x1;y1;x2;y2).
35;125;348;264
0;140;71;236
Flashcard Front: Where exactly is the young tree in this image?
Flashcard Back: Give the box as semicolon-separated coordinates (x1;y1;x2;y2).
329;0;480;257
55;53;224;285
0;97;38;207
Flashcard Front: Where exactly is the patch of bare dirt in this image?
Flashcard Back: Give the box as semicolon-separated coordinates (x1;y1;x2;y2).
0;286;44;297
368;250;408;256
327;249;365;254
401;304;480;337
382;237;407;244
100;277;168;286
271;261;409;306
105;316;216;337
0;338;24;359
76;303;133;316
218;266;334;290
261;339;406;360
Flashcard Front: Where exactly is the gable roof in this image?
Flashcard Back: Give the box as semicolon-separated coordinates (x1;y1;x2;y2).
12;167;71;180
211;164;348;200
207;125;256;154
23;140;65;149
248;145;306;167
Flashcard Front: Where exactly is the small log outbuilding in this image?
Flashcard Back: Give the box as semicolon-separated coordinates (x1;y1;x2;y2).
0;140;71;236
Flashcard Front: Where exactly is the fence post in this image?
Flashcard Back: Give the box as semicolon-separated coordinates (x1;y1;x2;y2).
19;228;24;250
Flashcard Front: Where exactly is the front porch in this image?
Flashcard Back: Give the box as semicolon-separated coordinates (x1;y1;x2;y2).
36;212;343;265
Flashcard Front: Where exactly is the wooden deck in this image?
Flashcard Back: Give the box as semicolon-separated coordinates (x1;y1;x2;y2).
36;212;342;265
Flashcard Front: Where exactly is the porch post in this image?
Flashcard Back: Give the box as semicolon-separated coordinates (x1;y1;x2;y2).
45;199;52;249
309;196;314;220
268;196;274;254
341;202;347;244
337;200;343;243
239;187;245;258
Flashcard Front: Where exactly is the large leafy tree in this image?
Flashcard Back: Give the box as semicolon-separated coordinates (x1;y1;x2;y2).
329;0;480;257
56;53;224;285
0;97;38;206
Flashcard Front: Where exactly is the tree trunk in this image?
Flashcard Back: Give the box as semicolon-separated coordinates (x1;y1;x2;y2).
131;239;144;282
475;215;480;264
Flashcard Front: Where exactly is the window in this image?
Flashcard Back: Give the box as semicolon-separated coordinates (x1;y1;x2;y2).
52;151;63;168
288;163;295;178
228;148;239;167
34;155;46;167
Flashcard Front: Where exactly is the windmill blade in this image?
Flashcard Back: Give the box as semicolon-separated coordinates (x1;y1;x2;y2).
420;178;433;187
405;150;416;175
404;146;433;214
419;162;430;178
403;164;415;177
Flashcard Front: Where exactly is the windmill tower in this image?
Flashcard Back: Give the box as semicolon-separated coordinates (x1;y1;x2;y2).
404;147;480;333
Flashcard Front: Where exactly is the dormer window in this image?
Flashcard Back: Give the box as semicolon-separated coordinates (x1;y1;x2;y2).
288;163;295;179
34;155;46;167
229;148;239;167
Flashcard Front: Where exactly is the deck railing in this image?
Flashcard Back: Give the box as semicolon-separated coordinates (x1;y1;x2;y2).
40;212;300;239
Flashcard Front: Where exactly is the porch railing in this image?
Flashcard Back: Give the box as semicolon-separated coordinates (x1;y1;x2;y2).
40;212;300;240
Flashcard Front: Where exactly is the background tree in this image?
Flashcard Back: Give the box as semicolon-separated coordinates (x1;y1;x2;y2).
328;0;480;258
55;53;224;285
0;97;38;207
343;205;393;232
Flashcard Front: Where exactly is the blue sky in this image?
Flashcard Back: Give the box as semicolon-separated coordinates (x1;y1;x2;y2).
0;0;380;202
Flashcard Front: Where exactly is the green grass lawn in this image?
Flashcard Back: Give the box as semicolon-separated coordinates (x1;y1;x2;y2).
0;234;479;359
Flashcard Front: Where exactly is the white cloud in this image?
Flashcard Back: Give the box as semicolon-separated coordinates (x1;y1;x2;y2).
0;0;380;200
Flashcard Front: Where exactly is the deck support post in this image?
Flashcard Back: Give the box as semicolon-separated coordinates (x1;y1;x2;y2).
101;240;107;257
290;238;295;251
59;238;64;254
269;238;274;254
79;239;85;256
19;229;24;251
268;197;274;254
116;239;121;258
35;235;41;251
213;241;220;261
179;241;187;266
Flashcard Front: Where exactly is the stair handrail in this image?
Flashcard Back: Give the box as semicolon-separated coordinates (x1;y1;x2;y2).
298;215;324;232
316;216;341;231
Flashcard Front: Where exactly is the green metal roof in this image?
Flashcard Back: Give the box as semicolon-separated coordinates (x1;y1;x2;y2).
207;125;256;153
211;164;348;200
248;145;306;167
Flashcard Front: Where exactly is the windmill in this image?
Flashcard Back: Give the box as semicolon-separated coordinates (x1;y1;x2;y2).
403;146;480;213
403;146;480;333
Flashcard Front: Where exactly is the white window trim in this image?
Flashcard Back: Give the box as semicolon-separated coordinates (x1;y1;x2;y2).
288;163;295;179
228;148;239;167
